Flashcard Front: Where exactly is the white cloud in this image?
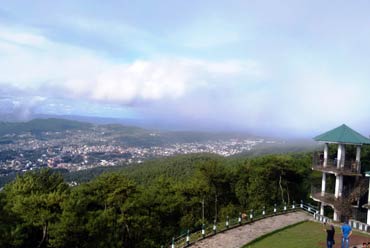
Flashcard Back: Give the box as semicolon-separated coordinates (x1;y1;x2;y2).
169;15;246;49
62;58;263;104
0;28;47;46
2;24;369;136
273;71;370;134
0;26;263;105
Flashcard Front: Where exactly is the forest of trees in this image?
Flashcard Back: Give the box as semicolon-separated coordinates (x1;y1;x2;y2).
0;153;315;247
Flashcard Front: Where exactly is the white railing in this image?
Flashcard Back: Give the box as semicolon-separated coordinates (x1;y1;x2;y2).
313;212;332;223
349;219;370;232
169;201;319;247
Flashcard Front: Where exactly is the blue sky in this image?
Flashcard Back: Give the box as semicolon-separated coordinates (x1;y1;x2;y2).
1;0;370;136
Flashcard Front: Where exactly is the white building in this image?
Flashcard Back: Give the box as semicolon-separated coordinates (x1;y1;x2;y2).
311;124;370;223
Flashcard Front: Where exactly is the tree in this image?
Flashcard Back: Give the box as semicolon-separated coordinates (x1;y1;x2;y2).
135;176;186;247
177;174;210;227
0;153;312;247
193;160;232;221
234;163;251;209
51;173;137;248
247;154;311;209
0;190;15;247
3;169;69;248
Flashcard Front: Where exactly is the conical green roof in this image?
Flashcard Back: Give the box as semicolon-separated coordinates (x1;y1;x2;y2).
314;124;370;145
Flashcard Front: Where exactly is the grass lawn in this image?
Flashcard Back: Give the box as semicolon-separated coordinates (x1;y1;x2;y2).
243;221;370;248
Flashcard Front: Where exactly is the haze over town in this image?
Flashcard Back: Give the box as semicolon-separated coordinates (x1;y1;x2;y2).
1;1;370;137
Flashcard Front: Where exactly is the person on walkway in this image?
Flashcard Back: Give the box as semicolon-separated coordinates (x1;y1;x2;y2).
323;223;335;248
341;220;352;248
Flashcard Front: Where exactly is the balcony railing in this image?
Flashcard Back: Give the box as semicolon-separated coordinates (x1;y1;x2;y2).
362;203;370;209
311;186;336;206
311;185;361;208
312;153;361;176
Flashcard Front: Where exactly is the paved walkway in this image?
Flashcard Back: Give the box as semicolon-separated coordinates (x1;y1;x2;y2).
190;211;311;248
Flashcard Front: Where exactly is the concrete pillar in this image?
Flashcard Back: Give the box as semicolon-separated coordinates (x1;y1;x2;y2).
334;210;339;221
320;203;324;215
356;145;361;172
186;229;190;245
367;179;370;225
324;143;329;167
337;144;345;168
321;173;326;196
335;175;343;198
368;179;370;205
342;144;346;167
339;175;343;197
337;144;342;168
335;175;339;197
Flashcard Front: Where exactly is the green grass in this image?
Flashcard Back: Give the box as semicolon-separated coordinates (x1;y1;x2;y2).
244;221;370;248
243;221;331;248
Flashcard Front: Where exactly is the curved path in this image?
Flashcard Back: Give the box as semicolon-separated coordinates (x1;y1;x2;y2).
190;211;312;248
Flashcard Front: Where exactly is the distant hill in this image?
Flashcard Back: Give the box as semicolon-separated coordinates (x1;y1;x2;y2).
0;118;92;136
62;153;223;184
33;113;142;126
0;117;259;147
234;139;319;157
0;117;319;151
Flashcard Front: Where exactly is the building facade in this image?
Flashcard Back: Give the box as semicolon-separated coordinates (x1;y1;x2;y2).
311;124;370;223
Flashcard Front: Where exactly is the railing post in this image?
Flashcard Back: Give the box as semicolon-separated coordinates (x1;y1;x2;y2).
170;201;328;247
186;229;190;246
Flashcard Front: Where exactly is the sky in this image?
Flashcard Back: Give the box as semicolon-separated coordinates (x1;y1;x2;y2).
1;0;370;137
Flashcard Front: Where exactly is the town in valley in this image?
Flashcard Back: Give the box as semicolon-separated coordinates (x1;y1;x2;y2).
0;119;279;173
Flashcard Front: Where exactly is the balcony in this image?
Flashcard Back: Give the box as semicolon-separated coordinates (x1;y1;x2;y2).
362;203;370;209
311;186;362;209
311;188;336;207
312;153;361;176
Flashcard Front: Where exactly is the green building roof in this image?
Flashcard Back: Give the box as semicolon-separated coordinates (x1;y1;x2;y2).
314;124;370;145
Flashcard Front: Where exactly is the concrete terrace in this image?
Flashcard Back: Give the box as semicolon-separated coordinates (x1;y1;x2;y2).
190;211;311;248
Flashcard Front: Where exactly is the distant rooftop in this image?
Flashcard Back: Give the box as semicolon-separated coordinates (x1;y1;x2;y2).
314;124;370;145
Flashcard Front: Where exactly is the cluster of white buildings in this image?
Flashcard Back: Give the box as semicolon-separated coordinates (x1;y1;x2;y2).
0;127;272;172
